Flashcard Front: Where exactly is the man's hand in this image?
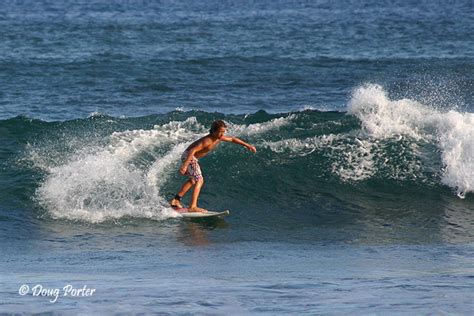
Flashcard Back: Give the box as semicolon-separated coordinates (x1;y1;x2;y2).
179;164;187;175
247;145;257;153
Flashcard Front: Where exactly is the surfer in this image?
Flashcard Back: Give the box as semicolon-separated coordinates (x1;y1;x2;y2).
170;120;257;212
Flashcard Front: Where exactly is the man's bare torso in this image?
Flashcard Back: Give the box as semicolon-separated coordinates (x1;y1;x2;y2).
186;135;221;159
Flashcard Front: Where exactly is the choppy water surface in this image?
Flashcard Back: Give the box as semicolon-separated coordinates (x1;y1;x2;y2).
1;0;473;314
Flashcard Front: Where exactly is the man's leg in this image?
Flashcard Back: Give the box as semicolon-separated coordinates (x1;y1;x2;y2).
170;179;195;208
189;178;206;212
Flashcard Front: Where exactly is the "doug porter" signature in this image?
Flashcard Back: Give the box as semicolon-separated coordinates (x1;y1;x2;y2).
19;284;96;303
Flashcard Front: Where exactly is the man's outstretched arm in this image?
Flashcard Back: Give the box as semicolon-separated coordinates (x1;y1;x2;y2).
222;136;257;153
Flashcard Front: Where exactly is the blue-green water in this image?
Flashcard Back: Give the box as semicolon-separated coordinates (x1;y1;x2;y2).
1;1;473;314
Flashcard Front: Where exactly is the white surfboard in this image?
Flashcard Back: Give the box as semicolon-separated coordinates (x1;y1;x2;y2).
173;208;230;219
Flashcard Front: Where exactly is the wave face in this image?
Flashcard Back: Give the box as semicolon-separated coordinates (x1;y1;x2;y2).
1;85;472;223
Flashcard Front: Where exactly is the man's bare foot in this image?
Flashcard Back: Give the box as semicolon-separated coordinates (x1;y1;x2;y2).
188;206;207;213
170;198;183;209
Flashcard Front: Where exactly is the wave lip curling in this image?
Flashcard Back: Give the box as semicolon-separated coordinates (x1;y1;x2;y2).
349;84;474;198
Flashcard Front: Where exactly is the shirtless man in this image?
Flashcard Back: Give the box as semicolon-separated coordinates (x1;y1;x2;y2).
170;120;257;212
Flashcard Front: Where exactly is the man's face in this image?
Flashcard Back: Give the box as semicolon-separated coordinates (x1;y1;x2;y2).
216;127;226;139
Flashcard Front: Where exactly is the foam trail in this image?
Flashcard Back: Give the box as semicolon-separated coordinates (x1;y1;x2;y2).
263;134;343;156
35;117;206;222
146;142;189;189
263;133;377;181
228;114;296;136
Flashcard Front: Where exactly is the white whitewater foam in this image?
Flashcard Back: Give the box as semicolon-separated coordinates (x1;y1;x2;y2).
348;84;433;141
435;111;474;198
35;117;205;222
263;133;377;181
262;84;472;192
228;114;296;136
349;84;474;197
330;137;376;182
264;134;342;156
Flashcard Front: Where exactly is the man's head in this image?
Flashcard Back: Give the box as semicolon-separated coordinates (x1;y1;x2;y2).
210;120;227;139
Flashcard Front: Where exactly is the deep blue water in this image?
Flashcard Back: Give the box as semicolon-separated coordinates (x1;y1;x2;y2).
1;0;474;314
1;0;473;120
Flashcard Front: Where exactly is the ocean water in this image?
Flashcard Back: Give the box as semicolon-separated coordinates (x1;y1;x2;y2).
1;0;474;314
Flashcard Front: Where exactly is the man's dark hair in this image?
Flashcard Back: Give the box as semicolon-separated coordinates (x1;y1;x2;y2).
210;120;227;134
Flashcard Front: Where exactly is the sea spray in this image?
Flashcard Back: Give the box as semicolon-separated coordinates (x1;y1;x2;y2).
348;84;474;197
435;111;474;198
